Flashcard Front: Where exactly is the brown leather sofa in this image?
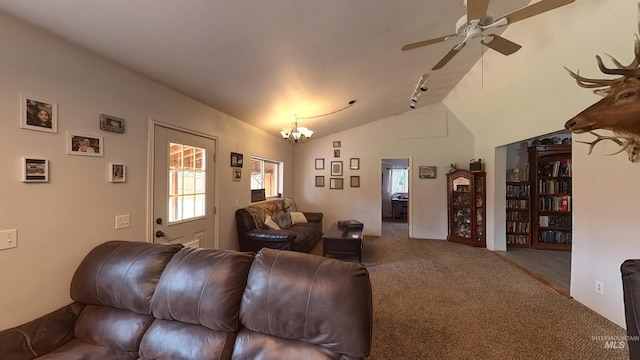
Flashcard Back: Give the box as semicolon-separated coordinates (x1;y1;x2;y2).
235;198;323;253
622;259;640;359
0;240;372;360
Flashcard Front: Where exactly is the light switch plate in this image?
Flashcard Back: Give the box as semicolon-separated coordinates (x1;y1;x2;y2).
115;214;131;229
0;229;18;251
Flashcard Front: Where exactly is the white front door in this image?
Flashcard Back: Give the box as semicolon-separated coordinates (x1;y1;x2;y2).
152;124;216;248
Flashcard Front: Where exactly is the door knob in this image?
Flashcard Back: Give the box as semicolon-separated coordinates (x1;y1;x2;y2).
156;218;163;225
155;230;166;238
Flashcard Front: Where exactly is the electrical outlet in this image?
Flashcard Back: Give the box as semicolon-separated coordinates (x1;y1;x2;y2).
0;229;18;251
595;280;604;294
115;214;131;230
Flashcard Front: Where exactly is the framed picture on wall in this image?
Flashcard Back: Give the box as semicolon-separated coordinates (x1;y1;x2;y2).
315;158;324;170
230;152;243;167
20;94;57;133
67;132;104;157
350;176;360;188
315;175;325;187
233;167;242;181
22;157;49;182
329;178;344;189
419;166;437;179
109;163;126;182
100;114;126;133
350;158;360;170
330;161;343;176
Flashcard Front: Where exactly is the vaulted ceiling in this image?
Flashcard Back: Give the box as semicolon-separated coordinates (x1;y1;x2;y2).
0;0;574;140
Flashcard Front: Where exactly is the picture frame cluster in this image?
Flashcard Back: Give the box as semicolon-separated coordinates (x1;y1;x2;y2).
315;140;360;189
19;93;126;183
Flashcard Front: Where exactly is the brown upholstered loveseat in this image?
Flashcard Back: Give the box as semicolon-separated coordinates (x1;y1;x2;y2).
0;240;372;360
235;198;323;253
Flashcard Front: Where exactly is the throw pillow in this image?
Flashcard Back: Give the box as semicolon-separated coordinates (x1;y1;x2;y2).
264;215;281;230
290;211;308;225
273;211;292;229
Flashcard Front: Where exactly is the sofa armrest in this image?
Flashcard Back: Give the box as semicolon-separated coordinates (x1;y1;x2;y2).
240;229;298;253
303;212;323;223
0;302;84;360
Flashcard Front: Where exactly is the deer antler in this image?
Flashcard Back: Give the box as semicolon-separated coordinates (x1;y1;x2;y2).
576;131;624;155
563;68;616;89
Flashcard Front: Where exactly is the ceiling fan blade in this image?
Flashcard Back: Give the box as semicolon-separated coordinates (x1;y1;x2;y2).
500;0;575;24
432;42;466;71
401;34;457;51
467;0;490;21
481;34;522;55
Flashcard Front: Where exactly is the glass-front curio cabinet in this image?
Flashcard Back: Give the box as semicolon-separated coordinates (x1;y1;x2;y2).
447;170;486;247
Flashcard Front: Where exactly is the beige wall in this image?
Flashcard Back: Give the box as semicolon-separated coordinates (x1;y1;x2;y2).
444;0;639;327
0;12;293;329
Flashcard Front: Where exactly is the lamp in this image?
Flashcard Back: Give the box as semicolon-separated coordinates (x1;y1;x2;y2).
280;100;357;143
281;115;314;143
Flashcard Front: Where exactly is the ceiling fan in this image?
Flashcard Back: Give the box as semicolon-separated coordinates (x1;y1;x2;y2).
401;0;575;71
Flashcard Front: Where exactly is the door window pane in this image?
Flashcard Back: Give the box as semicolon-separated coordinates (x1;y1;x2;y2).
168;142;206;223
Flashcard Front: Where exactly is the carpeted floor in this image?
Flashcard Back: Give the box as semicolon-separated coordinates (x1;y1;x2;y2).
313;222;629;359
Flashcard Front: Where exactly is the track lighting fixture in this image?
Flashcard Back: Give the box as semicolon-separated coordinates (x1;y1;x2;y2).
408;74;428;109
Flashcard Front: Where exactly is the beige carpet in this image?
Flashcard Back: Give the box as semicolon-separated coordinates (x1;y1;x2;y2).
313;221;629;360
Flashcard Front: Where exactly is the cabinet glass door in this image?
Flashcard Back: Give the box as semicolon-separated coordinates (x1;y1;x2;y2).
475;176;484;243
452;176;471;238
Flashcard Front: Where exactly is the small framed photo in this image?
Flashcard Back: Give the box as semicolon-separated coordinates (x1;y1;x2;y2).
315;158;324;170
22;157;49;183
20;94;57;133
350;176;360;188
109;163;126;182
100;114;125;133
333;141;341;148
330;178;344;190
233;167;242;181
67;132;104;157
330;161;343;176
231;152;243;167
315;175;325;187
419;166;437;179
334;149;341;158
350;158;360;170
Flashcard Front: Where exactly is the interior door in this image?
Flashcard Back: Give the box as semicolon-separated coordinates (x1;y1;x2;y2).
153;124;216;248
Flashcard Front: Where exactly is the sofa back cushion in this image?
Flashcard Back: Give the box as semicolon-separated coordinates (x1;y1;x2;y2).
70;240;182;314
68;241;182;353
243;198;297;229
234;248;373;359
139;247;255;360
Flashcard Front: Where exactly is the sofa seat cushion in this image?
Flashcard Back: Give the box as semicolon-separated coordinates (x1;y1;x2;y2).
231;330;339;360
139;320;236;360
74;305;154;351
288;223;320;247
34;339;138;360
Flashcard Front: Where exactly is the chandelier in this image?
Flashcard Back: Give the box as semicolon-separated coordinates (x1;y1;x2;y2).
280;100;357;144
281;115;314;143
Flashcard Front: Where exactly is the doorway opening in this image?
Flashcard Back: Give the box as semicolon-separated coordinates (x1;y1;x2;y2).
381;158;409;226
499;130;572;295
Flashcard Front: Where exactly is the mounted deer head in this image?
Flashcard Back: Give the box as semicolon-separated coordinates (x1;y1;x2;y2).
564;35;640;162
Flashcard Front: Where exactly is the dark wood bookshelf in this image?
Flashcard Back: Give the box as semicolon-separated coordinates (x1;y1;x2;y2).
506;181;531;247
529;145;572;251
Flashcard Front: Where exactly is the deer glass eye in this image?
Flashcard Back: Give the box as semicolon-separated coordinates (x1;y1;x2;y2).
615;89;637;104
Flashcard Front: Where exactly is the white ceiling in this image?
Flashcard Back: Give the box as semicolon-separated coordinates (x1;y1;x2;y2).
0;0;562;140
